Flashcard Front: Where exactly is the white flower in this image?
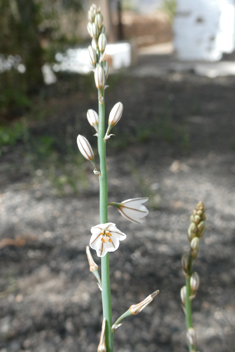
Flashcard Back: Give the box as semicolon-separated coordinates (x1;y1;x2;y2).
90;223;126;257
115;197;149;224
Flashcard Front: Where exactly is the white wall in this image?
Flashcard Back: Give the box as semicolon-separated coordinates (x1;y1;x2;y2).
173;0;235;61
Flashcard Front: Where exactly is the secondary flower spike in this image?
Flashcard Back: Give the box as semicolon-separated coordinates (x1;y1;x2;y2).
110;197;149;224
77;135;94;161
90;223;126;257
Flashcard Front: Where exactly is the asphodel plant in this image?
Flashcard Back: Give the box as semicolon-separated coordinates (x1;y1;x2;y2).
77;4;159;352
180;201;206;352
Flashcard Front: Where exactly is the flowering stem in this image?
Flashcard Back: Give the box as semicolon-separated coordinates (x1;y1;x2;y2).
98;87;113;352
185;255;196;352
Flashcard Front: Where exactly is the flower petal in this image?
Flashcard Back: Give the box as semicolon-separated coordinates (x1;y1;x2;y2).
119;197;149;224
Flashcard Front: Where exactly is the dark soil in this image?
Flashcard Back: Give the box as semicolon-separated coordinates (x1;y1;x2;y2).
0;57;235;352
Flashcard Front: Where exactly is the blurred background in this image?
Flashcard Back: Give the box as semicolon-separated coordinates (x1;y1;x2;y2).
0;1;235;351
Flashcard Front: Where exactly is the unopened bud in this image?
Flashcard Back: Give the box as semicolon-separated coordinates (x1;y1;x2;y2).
97;318;106;352
129;290;159;315
92;38;97;51
98;33;107;52
108;102;123;127
197;221;205;237
181;254;188;271
194;215;200;224
88;46;97;66
88;10;93;23
190;237;199;251
87;109;99;132
87;22;93;37
190;272;200;292
100;25;106;34
95;13;103;29
103;61;109;79
187;327;197;346
92;23;99;39
77;135;94;161
196;201;205;211
89;5;97;22
188;222;197;241
201;213;206;220
190;214;195;223
94;66;105;89
180;286;186;305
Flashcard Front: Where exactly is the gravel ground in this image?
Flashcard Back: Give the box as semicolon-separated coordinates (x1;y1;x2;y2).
0;64;235;352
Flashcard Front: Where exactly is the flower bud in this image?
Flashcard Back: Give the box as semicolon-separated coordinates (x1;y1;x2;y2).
91;38;97;51
94;66;105;89
77;135;94;161
95;13;103;29
196;201;205;211
100;25;106;34
201;213;206;220
103;61;109;79
87;22;93;37
108;102;123;127
187;327;197;346
92;22;99;39
194;215;201;224
88;46;97;66
196;209;202;216
98;33;107;52
188;222;197;241
190;237;199;251
180;286;186;305
87;109;99;132
197;221;205;237
89;5;97;21
181;254;188;271
88;10;93;22
190;214;194;223
190;272;200;292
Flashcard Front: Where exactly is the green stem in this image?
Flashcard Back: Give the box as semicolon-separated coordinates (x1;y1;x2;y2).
98;87;113;352
185;255;196;352
111;310;131;332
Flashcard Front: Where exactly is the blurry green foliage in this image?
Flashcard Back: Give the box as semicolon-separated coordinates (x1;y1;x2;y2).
0;121;26;154
0;0;82;114
161;0;176;24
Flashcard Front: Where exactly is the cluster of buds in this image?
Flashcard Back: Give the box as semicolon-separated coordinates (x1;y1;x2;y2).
180;202;206;351
188;201;206;259
87;3;108;90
